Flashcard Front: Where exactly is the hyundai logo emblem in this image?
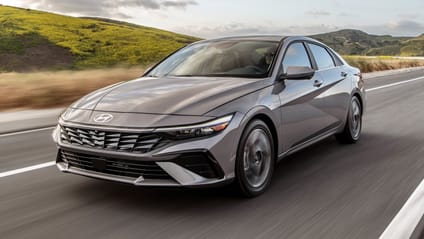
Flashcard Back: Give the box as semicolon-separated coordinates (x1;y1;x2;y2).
93;113;114;123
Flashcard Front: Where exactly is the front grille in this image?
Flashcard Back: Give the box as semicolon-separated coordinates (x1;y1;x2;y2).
60;126;168;154
59;150;172;180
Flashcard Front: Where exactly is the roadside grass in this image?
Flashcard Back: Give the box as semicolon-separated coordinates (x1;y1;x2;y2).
344;56;424;73
0;67;144;111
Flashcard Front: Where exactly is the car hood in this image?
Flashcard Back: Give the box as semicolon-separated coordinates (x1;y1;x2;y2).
72;76;269;116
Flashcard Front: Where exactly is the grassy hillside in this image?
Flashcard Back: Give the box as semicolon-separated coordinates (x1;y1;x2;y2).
312;29;424;56
0;5;199;72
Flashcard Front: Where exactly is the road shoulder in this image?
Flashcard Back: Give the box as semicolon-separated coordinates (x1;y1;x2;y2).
0;108;63;134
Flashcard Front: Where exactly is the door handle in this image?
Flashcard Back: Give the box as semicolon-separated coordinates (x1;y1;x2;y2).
341;71;348;77
313;80;323;87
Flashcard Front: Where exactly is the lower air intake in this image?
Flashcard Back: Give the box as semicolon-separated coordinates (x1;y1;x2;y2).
58;150;172;180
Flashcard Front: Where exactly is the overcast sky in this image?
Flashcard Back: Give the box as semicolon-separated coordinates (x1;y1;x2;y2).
1;0;424;38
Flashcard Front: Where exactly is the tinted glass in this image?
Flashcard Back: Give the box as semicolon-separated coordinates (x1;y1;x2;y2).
282;43;311;72
308;44;335;70
147;40;280;78
330;49;344;66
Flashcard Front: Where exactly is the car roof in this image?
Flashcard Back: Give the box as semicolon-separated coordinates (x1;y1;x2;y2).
201;35;287;42
200;35;320;43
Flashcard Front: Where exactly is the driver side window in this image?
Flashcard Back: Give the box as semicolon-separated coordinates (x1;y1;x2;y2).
282;42;312;73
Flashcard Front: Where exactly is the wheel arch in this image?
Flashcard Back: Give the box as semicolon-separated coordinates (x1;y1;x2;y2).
352;91;365;115
238;107;281;160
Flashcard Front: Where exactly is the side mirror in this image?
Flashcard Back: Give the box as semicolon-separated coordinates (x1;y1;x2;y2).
280;66;315;80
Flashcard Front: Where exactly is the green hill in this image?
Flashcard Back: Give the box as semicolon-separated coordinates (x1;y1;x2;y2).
0;5;199;72
312;29;424;56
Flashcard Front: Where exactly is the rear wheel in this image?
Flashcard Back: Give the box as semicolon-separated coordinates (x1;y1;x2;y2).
235;119;275;197
336;96;362;144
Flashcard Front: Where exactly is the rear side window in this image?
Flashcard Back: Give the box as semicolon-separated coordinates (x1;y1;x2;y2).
329;49;344;66
308;44;335;70
282;43;312;72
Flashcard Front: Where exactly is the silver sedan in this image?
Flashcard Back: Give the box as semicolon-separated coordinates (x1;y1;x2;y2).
52;36;365;197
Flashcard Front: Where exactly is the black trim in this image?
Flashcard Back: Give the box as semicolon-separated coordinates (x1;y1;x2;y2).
290;122;341;148
155;149;225;179
328;48;344;66
173;152;225;179
303;41;318;70
57;149;173;180
57;145;225;180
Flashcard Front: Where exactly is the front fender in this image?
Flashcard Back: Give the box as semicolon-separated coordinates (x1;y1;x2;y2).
205;86;283;155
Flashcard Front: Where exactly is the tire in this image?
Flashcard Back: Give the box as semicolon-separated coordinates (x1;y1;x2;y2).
235;119;275;197
336;96;362;144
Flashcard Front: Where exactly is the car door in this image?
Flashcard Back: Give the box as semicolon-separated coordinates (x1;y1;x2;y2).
306;43;350;129
277;41;338;152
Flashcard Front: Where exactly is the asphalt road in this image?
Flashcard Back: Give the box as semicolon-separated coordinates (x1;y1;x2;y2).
1;69;424;239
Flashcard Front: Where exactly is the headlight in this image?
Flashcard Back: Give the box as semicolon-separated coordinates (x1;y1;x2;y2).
155;115;233;139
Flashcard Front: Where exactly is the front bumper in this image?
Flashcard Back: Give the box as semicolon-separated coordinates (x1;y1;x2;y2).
53;113;243;187
56;148;230;187
56;161;230;187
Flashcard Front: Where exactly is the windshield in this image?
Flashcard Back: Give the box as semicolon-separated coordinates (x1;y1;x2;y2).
147;40;280;78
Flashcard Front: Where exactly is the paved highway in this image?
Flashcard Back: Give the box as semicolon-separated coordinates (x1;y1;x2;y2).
1;69;424;239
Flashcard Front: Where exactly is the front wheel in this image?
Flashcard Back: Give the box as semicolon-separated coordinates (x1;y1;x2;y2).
336;96;362;144
235;119;275;197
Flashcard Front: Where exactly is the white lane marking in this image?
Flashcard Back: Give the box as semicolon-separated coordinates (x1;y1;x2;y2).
0;126;55;138
0;161;55;178
380;179;424;239
367;76;424;92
